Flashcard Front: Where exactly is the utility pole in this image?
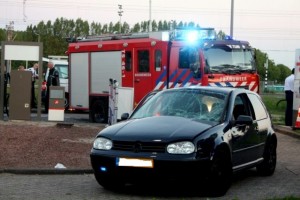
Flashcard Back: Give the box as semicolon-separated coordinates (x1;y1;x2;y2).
118;5;123;33
264;58;269;91
6;21;14;72
149;0;152;32
230;0;234;38
6;21;14;41
23;0;27;22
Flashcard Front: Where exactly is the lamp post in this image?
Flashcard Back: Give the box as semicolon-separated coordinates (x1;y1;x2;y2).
118;4;123;33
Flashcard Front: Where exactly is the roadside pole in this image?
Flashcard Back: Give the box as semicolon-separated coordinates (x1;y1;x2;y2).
293;49;300;128
108;78;118;125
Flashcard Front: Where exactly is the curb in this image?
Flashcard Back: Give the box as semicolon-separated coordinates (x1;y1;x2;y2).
0;169;94;175
274;125;300;140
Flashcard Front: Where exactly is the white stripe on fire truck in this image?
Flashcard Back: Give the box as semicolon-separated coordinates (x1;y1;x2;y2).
248;81;255;89
154;81;164;90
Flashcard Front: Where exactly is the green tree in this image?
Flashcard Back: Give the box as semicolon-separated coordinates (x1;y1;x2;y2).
187;21;195;27
0;28;6;41
102;24;108;34
268;63;280;82
158;20;163;31
177;21;184;28
162;20;168;30
63;19;76;38
132;23;141;32
108;22;114;33
122;22;130;33
114;22;121;33
151;20;158;31
277;64;291;84
254;49;268;79
74;18;89;37
141;21;148;32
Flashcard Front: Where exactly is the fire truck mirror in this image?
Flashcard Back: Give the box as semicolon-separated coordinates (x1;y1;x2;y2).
190;62;201;79
252;48;257;60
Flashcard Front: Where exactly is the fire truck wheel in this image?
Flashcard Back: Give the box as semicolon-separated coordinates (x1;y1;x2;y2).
64;93;69;110
91;100;107;123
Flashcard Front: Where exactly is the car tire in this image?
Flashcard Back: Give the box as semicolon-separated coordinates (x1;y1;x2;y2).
256;137;277;176
94;173;124;190
208;148;232;197
91;100;107;123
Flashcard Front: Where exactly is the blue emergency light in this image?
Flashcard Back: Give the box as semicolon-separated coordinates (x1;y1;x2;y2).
173;28;216;42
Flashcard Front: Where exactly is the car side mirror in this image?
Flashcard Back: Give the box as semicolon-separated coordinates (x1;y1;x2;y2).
235;115;253;125
121;113;130;121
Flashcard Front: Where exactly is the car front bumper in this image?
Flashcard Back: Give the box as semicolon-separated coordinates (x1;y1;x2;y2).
90;149;211;181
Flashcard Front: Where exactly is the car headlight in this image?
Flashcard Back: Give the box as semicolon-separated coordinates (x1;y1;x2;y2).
167;141;195;154
93;137;112;150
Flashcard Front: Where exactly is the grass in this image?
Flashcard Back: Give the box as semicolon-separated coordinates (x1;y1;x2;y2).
260;93;286;125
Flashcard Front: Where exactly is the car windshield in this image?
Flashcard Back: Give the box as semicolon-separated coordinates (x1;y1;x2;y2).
204;44;255;74
131;89;227;122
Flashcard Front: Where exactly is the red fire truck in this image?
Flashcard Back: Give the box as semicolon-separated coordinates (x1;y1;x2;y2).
67;28;260;123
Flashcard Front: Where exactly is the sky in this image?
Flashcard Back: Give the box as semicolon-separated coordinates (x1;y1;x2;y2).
0;0;299;68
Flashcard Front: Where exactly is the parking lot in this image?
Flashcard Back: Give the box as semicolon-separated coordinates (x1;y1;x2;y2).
0;131;299;200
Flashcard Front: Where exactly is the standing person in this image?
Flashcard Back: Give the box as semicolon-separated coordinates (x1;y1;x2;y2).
27;63;39;108
3;65;10;115
44;61;60;113
284;68;295;126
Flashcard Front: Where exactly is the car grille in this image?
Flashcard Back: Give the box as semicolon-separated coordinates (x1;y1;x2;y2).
112;141;166;153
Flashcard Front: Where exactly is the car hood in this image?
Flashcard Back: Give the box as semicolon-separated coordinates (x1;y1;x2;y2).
99;116;213;142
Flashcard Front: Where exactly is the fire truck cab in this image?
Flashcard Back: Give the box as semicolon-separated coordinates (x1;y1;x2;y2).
67;28;259;123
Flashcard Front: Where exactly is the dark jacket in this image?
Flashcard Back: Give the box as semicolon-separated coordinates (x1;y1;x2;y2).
47;67;60;87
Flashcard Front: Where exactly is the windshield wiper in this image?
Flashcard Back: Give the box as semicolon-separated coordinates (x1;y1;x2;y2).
210;66;241;74
240;69;256;74
221;68;241;75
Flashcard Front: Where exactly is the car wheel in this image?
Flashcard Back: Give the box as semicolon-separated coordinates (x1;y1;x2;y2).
91;100;107;123
208;148;232;196
94;172;124;190
257;137;277;176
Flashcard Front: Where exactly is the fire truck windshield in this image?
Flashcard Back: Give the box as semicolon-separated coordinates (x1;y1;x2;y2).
204;44;255;74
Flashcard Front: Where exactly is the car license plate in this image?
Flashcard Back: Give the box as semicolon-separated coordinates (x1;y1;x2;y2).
117;158;153;168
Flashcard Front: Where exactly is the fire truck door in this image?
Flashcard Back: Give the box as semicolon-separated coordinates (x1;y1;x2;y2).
133;48;153;106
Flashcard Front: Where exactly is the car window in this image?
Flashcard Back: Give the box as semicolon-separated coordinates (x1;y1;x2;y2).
232;94;251;120
247;93;268;120
131;89;227;123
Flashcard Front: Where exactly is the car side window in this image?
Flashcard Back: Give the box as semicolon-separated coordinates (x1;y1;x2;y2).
247;93;268;120
232;94;251;120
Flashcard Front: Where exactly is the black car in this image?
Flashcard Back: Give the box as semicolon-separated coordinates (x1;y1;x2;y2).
90;86;277;195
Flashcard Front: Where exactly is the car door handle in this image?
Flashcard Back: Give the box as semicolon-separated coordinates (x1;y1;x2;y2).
135;79;140;83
